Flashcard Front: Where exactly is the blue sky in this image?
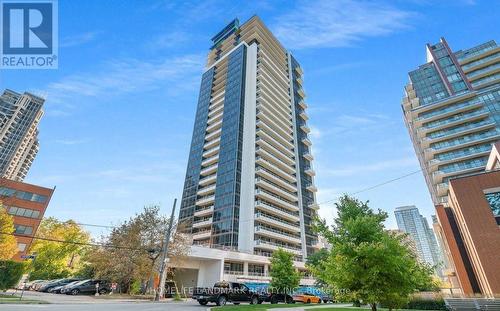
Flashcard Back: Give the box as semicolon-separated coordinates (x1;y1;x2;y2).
1;0;499;236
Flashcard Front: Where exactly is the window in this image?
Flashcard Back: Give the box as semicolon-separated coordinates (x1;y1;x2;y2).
7;206;40;219
14;225;33;235
17;243;27;251
0;186;48;203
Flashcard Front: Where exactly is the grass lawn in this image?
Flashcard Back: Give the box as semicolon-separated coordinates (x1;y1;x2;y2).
0;293;48;304
210;304;442;311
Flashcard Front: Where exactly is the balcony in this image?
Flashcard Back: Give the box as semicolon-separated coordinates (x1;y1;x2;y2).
196;195;215;206
424;131;500;156
414;99;482;125
295;66;303;75
255;177;298;203
256;120;294;150
256;147;295;175
201;154;219;167
207;110;223;125
304;166;316;176
193;218;213;228
308;202;320;210
256;156;296;183
206;118;222;133
208;103;224;119
297;88;306;99
254;239;302;255
255;226;302;244
203;137;220;150
194;206;214;217
255;167;296;193
436;183;449;197
419;109;489;133
255;137;295;164
197;183;216;196
254;212;300;232
203;145;220;158
305;182;317;192
192;230;211;240
255;188;298;211
199;173;216;186
298;100;307;109
299;111;308;121
205;128;222;142
421;120;496;146
301;137;312;146
255;200;300;222
303;152;314;161
200;163;218;176
300;123;310;133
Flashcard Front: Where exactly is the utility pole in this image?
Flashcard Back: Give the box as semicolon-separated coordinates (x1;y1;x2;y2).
154;198;177;301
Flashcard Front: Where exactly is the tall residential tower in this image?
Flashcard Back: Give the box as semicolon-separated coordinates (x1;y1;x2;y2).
179;16;319;261
0;90;44;181
395;205;442;270
402;38;500;205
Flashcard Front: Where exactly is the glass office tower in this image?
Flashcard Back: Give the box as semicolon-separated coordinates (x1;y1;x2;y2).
402;38;500;204
0;89;44;181
179;16;319;261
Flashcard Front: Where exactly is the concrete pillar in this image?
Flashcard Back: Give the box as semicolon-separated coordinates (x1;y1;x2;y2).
244;262;249;275
264;264;269;277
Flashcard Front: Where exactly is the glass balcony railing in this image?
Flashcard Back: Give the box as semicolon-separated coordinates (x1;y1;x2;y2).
467;62;500;78
430;129;499;151
426;119;494;140
462;52;500;70
423;108;488;129
416;97;481;121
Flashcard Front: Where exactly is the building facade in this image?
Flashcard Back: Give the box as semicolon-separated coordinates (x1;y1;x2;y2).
402;38;500;205
435;143;500;298
394;205;441;269
0;89;44;181
0;177;54;260
178;16;319;264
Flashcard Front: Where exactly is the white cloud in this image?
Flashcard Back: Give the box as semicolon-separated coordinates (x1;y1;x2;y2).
272;0;413;49
60;32;100;48
44;54;204;107
53;139;88;145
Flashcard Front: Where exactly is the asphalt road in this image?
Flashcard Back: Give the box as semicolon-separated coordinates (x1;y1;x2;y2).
0;301;208;311
2;291;209;311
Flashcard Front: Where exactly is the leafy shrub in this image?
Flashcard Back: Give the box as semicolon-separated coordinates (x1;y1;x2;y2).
129;279;142;295
406;297;447;310
0;260;25;291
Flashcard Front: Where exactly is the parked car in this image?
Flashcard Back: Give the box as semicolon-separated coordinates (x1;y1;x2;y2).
34;280;59;291
27;280;45;290
63;279;110;295
39;278;81;292
192;281;265;306
264;293;295;304
321;293;335;303
292;292;322;304
48;280;81;294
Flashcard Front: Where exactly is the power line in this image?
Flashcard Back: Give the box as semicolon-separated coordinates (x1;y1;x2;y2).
74;222;116;229
0;232;149;251
317;168;423;206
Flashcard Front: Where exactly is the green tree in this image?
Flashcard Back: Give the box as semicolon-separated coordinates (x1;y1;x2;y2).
85;205;189;294
314;195;435;311
269;248;300;303
0;205;18;260
29;218;90;280
0;260;25;291
305;247;329;287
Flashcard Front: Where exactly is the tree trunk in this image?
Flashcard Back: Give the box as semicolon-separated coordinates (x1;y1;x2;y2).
371;303;377;311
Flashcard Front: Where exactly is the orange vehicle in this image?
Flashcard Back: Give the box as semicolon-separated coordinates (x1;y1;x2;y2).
292;292;322;304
